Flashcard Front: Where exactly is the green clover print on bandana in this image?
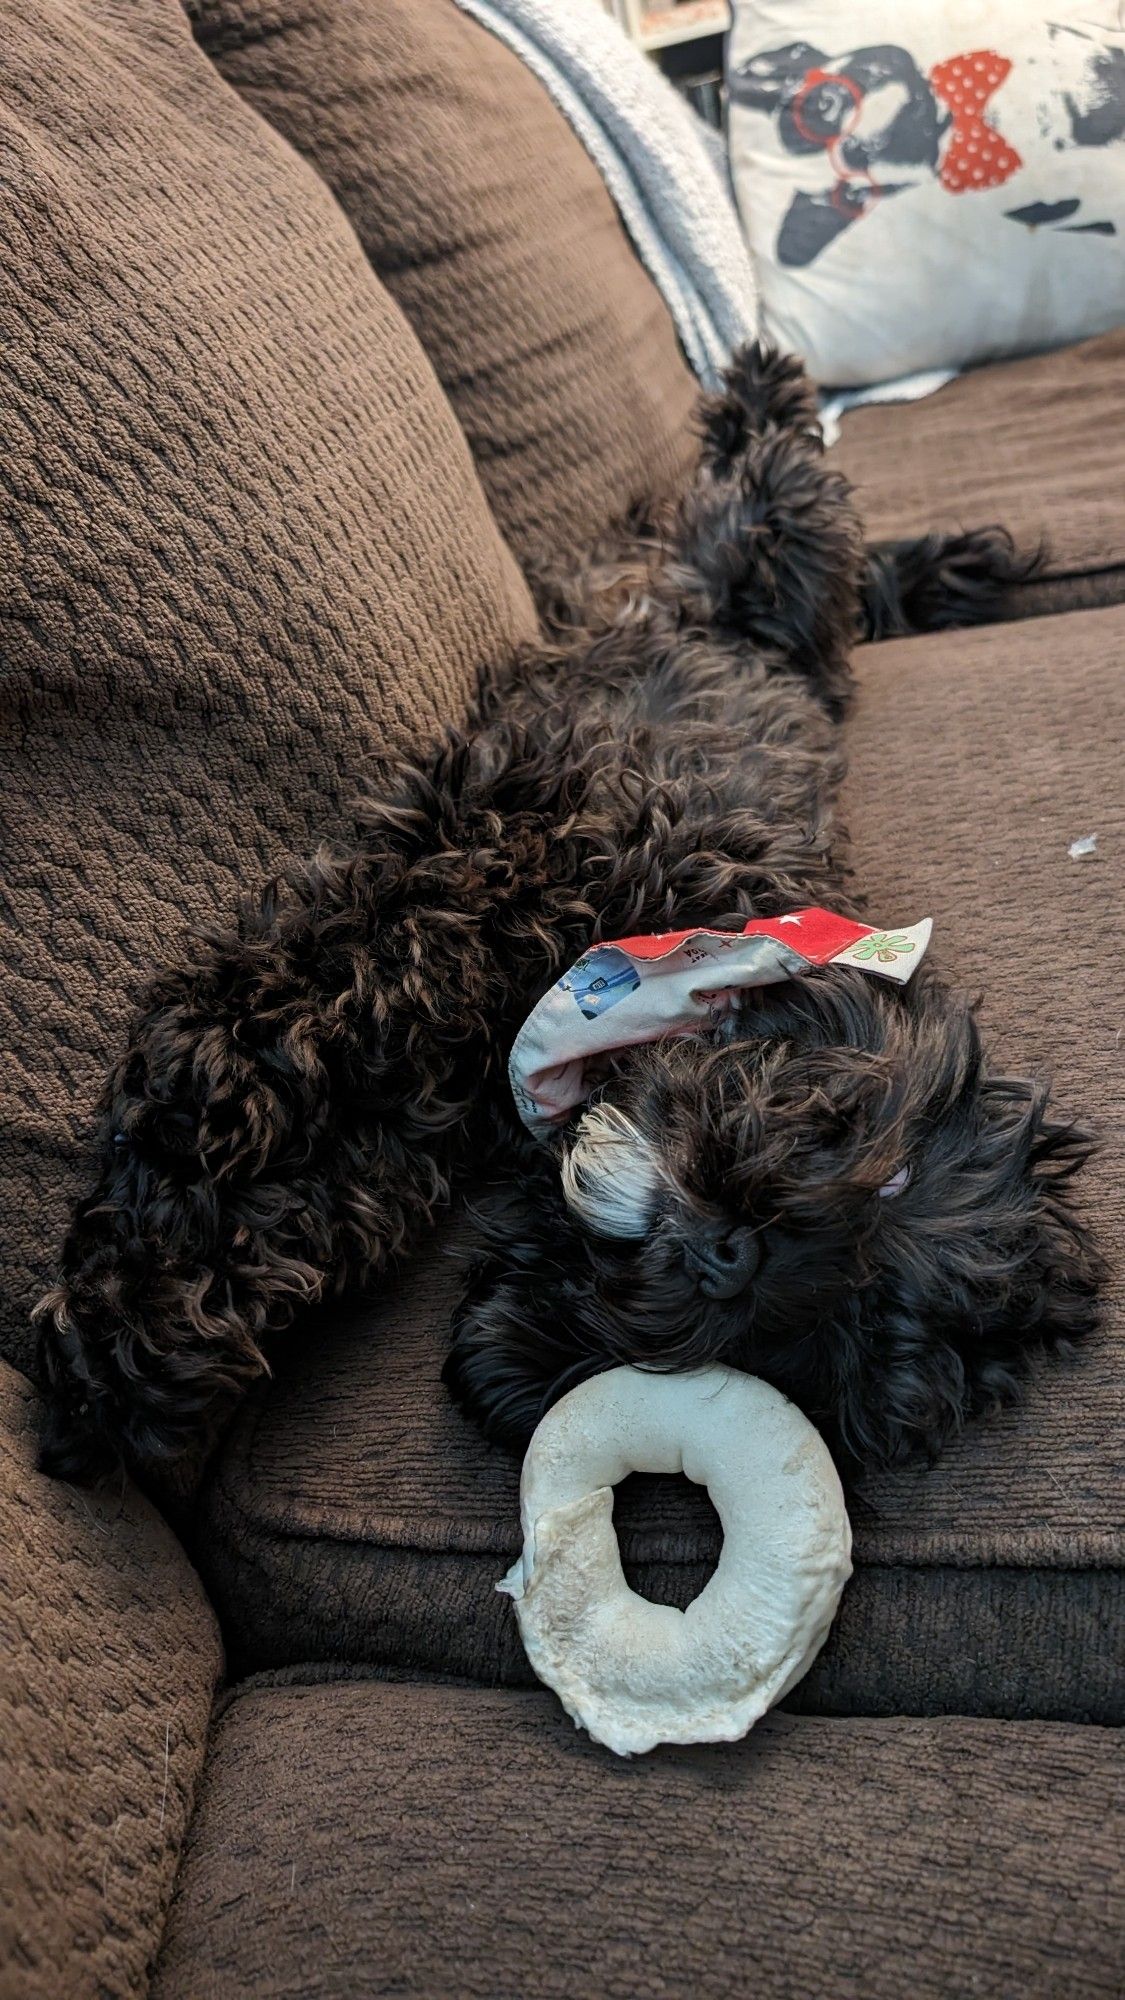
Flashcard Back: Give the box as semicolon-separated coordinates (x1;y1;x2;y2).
848;932;917;965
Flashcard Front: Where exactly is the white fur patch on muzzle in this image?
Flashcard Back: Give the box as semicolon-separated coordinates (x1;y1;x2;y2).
560;1102;673;1240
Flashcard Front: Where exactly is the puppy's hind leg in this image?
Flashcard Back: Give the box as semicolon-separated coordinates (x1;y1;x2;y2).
697;344;1043;652
861;527;1045;639
674;364;866;712
697;340;824;475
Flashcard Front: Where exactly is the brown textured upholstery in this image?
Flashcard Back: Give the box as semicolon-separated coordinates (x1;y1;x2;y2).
152;1681;1123;2000
196;604;1124;1714
3;7;1118;1993
0;0;537;1377
185;0;700;568
844;605;1124;1538
0;1361;222;2000
832;330;1125;597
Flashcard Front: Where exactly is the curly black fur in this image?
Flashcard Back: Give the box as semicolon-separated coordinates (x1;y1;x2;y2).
36;344;1101;1485
861;527;1044;640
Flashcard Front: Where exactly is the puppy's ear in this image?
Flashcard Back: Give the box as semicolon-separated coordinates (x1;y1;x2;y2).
822;1297;972;1471
443;1161;616;1447
978;1074;1104;1351
828;1074;1104;1470
445;1254;604;1451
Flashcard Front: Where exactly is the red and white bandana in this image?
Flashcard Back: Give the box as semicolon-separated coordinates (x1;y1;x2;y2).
509;907;932;1135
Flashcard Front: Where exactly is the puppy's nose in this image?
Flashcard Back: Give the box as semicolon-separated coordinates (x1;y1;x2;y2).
683;1226;761;1301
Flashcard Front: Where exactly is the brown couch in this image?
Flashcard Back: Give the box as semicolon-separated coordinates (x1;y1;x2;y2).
1;4;1121;1996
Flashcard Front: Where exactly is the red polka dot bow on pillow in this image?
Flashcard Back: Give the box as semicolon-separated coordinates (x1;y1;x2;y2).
930;50;1023;192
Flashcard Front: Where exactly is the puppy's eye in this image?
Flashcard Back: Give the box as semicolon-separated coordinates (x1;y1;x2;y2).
878;1165;911;1199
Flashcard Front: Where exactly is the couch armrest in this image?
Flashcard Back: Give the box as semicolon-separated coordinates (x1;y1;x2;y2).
0;1362;222;2000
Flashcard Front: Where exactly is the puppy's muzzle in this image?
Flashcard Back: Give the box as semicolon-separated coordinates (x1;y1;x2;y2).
683;1226;761;1300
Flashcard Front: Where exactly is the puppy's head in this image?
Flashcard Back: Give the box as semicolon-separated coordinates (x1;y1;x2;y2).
451;970;1101;1468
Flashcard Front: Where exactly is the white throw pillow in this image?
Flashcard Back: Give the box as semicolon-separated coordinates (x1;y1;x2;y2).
727;1;1125;385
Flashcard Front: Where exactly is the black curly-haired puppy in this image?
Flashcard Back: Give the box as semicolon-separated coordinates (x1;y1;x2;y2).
36;346;1101;1485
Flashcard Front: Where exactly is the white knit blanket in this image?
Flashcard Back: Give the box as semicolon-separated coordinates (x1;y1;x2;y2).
452;0;759;387
452;0;955;430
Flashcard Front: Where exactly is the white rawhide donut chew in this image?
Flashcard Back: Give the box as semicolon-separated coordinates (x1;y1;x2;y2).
499;1366;852;1756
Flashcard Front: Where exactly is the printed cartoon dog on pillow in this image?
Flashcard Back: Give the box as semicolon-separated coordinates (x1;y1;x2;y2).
729;22;1124;267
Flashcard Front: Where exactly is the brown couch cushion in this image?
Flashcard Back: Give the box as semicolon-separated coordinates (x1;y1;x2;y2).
0;0;537;1377
196;603;1123;1716
185;0;700;569
152;1680;1122;2000
832;331;1125;608
0;1360;221;2000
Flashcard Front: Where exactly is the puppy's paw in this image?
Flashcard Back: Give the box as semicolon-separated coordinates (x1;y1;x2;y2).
699;342;821;475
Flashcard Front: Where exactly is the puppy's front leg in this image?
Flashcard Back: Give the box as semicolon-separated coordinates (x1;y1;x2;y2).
36;735;581;1482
